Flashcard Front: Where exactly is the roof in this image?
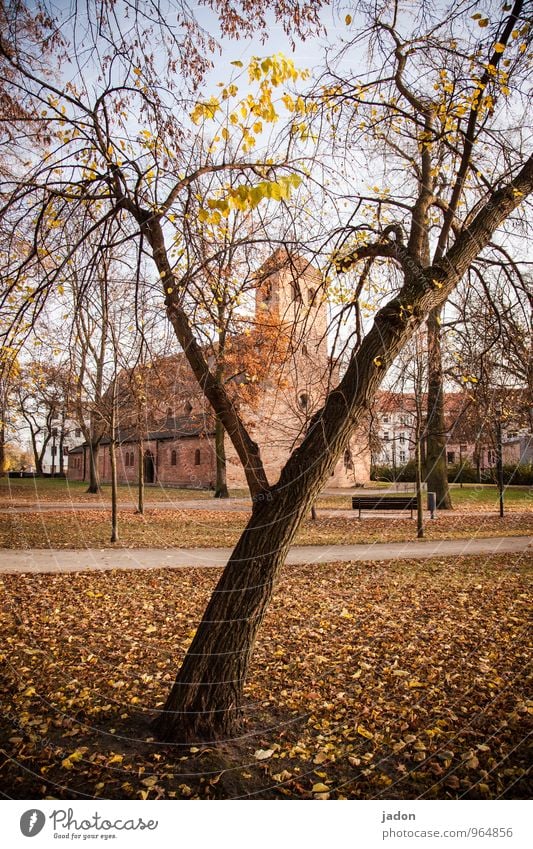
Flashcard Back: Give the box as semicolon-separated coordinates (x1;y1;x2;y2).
69;415;214;450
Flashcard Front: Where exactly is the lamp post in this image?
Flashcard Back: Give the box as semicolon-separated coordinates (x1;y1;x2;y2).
495;406;504;518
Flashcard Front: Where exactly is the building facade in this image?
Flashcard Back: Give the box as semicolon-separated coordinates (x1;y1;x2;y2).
68;253;371;490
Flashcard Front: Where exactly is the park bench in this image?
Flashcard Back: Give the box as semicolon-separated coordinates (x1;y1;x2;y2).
352;493;436;519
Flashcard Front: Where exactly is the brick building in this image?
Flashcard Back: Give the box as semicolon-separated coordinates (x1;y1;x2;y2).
68;253;371;490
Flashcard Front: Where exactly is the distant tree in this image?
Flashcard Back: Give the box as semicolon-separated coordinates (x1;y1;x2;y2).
15;360;69;475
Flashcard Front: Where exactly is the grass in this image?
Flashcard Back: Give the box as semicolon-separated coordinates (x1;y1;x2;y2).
0;476;248;504
1;553;530;799
0;507;531;549
2;476;532;512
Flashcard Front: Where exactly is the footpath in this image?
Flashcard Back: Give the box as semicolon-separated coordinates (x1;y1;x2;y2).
0;535;530;574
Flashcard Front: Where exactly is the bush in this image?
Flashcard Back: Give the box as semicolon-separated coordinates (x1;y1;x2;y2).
447;462;481;484
447;462;533;485
370;461;416;483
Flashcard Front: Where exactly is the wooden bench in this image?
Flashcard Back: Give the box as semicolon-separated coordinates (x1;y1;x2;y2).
352;494;436;519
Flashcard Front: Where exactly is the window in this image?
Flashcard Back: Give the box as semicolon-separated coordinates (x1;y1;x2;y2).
75;428;81;438
399;432;406;444
63;447;69;456
308;287;315;304
460;443;467;452
506;431;518;440
194;449;201;466
343;448;353;470
383;431;390;441
399;450;406;463
263;281;272;302
447;451;455;464
171;450;177;466
184;400;193;414
302;343;308;357
382;415;390;423
51;446;57;456
488;449;496;465
298;393;308;410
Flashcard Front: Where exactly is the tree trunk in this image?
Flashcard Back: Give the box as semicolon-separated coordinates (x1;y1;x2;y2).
86;441;101;493
425;308;452;509
137;439;144;515
153;480;317;741
0;421;6;476
59;432;65;475
110;439;118;542
214;416;229;498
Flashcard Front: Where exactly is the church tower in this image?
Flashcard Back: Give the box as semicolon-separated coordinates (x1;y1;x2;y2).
254;250;328;360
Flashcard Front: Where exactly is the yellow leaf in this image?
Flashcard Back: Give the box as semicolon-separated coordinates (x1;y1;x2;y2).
357;724;374;739
108;754;123;765
345;14;352;25
230;60;243;67
493;43;505;53
312;782;329;792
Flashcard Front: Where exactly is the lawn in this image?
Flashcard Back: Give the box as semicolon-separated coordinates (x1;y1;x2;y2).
2;476;532;513
0;476;224;504
0;508;531;549
0;554;530;799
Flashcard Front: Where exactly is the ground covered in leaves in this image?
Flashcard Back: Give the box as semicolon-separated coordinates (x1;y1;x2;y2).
1;554;531;799
0;507;531;549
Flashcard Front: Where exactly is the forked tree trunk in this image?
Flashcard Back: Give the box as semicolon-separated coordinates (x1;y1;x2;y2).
214;417;229;498
425;308;452;509
150;157;533;742
86;441;101;493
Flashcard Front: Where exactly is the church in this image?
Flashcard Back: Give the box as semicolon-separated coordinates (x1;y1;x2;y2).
67;252;370;490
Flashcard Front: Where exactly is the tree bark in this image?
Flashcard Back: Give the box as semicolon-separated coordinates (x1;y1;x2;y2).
137;439;145;515
153;471;323;741
425;308;452;509
86;441;101;493
110;439;118;542
214;416;229;498
0;421;6;476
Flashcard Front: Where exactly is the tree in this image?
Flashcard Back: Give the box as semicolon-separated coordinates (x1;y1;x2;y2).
0;345;19;476
0;0;531;742
15;359;70;475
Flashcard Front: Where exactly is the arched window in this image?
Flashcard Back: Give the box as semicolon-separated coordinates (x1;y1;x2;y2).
171;449;177;466
129;451;135;467
298;392;308;410
184;399;193;414
194;448;201;466
308;287;315;304
125;451;129;467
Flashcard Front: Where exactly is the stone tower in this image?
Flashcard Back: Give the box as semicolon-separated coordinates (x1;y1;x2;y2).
254;249;328;360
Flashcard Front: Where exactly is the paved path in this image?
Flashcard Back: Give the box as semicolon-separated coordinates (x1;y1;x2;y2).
0;535;530;574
